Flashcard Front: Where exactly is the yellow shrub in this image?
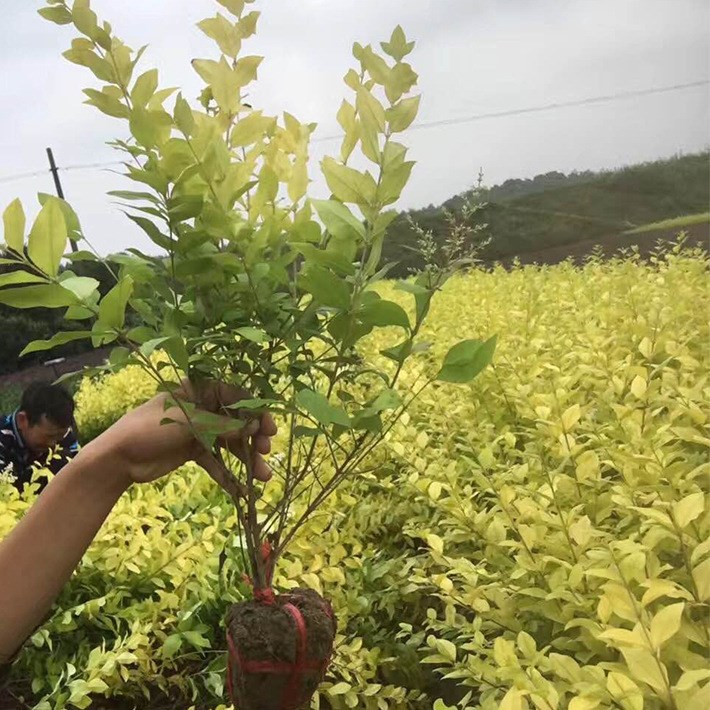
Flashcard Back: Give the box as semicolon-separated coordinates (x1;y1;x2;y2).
74;358;165;442
2;249;708;709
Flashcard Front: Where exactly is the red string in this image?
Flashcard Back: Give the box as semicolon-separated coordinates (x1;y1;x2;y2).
281;602;307;709
226;628;237;702
241;541;276;603
254;587;276;605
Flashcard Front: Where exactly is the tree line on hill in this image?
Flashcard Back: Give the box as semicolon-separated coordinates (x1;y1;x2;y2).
1;151;707;375
382;151;709;274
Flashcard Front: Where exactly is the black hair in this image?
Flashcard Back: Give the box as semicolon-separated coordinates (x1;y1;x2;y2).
19;382;75;428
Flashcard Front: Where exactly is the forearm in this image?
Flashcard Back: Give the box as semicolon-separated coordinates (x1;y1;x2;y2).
0;438;130;662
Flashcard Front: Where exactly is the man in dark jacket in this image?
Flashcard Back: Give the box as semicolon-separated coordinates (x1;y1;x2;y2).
0;382;79;493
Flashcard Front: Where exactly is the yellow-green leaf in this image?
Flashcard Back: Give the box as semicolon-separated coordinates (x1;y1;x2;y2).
676;669;710;692
28;198;67;276
192;57;237;113
0;284;77;309
597;627;645;648
131;69;159;107
576;450;600;481
21;331;93;357
688;682;710;710
236;11;260;39
311;199;365;243
72;0;98;38
233;55;262;87
641;579;693;606
630;375;647;398
174;93;195;136
198;13;241;57
321;157;377;205
385;61;418;103
561;403;581;430
434;638;456;662
230;111;275;147
569;515;593;546
499;688;525;710
427;533;444;554
83;88;129;118
38;5;73;25
621;648;668;691
361;46;391;86
569;698;599;710
692;557;710;602
606;672;643;710
380;25;415;62
0;271;45;288
387;95;420;132
378;160;414;205
2;199;25;252
672;491;704;528
493;637;517;667
60;276;99;301
638;336;653;358
99;276;134;330
428;481;442;501
328;681;351;696
287;156;308;203
129;107;173;148
516;631;537;657
356;87;386;133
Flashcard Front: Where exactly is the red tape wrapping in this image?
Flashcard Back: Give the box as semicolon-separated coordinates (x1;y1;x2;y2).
226;594;333;709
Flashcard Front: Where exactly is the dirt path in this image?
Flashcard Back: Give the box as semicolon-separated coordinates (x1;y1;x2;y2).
0;347;111;390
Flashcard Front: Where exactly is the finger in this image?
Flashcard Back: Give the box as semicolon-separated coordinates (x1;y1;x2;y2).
220;421;257;460
259;412;278;437
254;433;271;455
252;453;272;482
219;417;259;456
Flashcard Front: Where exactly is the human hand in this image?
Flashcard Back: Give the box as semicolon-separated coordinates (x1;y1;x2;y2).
95;380;277;491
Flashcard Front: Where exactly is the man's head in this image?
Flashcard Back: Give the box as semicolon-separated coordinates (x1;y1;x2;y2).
16;382;75;454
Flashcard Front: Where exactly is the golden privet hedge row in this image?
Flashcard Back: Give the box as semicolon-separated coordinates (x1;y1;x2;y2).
2;246;708;710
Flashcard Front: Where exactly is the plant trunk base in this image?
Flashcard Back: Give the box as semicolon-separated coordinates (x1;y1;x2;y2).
226;588;336;710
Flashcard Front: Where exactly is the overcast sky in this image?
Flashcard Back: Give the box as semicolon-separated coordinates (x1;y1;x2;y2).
1;0;708;254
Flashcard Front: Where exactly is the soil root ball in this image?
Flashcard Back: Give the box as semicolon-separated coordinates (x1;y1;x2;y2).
226;588;336;710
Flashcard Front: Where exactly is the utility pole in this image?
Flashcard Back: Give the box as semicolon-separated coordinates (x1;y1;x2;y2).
45;147;78;252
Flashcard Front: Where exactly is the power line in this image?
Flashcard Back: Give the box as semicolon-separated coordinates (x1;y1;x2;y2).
0;168;48;185
0;160;123;186
313;78;709;141
62;160;123;172
0;78;706;186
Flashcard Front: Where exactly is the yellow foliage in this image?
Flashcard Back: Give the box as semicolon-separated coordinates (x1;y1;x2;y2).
2;250;709;708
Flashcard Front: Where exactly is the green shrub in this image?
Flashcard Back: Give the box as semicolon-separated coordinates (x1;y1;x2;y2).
0;382;22;414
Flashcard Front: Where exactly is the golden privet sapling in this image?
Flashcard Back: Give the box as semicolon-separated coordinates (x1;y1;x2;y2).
0;1;495;706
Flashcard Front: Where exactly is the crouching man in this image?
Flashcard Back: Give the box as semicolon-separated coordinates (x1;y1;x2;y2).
0;382;79;493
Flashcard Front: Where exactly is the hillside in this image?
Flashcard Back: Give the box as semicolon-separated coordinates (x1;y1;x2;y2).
383;151;709;273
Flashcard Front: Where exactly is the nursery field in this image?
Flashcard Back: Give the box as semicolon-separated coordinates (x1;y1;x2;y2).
1;246;709;710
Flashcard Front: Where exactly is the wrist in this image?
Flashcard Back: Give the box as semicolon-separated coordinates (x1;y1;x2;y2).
74;433;133;497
